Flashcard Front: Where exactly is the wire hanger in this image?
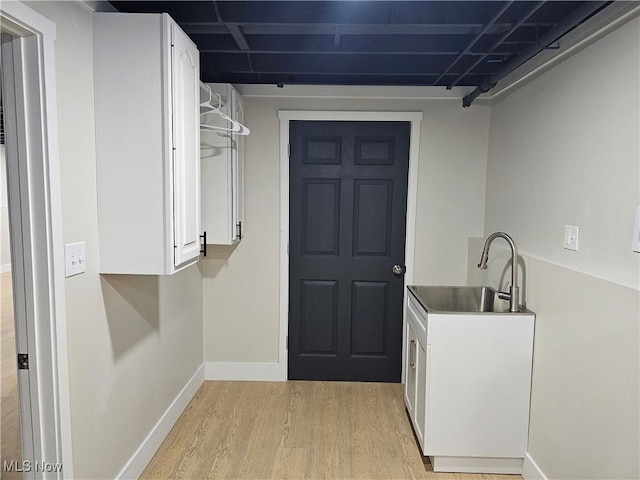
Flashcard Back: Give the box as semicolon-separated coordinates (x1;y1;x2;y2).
199;82;250;136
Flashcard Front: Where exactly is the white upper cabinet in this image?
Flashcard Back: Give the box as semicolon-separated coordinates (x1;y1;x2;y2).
93;13;201;274
200;83;245;245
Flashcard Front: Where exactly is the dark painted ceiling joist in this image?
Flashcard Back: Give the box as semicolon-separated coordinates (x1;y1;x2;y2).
180;22;558;36
227;24;251;50
109;1;620;89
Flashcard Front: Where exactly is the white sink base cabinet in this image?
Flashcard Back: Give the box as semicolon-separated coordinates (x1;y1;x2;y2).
405;289;535;474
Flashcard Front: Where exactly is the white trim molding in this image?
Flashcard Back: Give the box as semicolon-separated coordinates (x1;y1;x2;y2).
205;362;281;382
522;453;549;480
0;263;11;274
278;110;423;122
277;110;423;382
0;2;74;477
116;365;205;480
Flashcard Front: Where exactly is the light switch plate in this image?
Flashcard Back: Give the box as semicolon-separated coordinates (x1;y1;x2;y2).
65;242;86;277
633;206;640;253
563;225;580;251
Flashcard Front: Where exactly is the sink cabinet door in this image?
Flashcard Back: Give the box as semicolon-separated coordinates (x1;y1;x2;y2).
404;320;418;422
405;308;427;450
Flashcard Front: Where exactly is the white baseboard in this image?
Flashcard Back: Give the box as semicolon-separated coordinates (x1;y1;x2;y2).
205;361;282;381
522;452;548;480
116;364;205;480
0;263;11;274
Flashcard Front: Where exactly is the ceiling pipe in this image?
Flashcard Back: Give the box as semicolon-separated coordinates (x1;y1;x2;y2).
462;1;609;107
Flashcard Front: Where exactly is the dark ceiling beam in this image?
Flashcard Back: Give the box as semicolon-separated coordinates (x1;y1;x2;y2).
200;73;460;86
448;1;547;88
211;0;252;51
227;24;250;51
182;24;228;34
199;70;470;77
432;1;514;86
180;22;555;36
198;49;516;57
211;1;222;24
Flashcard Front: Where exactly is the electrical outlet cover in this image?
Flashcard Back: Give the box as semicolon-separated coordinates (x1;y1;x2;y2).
633;206;640;253
563;225;580;251
65;242;86;277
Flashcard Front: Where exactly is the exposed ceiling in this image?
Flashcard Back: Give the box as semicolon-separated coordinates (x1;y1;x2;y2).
110;1;622;94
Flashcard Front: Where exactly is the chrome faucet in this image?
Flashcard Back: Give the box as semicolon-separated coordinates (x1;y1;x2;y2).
477;232;520;312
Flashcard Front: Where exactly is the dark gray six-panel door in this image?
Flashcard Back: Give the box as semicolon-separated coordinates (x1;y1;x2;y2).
288;121;410;382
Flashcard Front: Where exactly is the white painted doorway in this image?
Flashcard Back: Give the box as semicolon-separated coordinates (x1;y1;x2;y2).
0;82;24;478
0;3;73;479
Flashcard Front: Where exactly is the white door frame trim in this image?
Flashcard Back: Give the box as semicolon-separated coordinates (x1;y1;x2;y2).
0;2;74;477
277;110;423;382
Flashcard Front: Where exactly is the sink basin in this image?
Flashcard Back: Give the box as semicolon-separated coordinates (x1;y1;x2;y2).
408;285;529;314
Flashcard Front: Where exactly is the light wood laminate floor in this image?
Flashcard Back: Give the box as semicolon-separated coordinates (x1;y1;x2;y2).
1;272;21;480
142;381;522;480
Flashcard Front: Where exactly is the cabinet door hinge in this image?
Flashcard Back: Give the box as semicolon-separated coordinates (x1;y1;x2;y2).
17;354;28;370
287;241;290;255
287;143;291;158
286;336;288;350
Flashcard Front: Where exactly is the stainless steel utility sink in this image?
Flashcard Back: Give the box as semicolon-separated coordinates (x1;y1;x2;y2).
408;285;530;314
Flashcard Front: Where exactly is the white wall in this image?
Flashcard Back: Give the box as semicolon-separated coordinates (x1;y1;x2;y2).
203;94;490;364
485;18;640;290
475;17;639;480
0;145;10;272
23;3;203;478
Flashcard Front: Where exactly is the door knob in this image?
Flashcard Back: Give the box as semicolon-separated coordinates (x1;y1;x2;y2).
392;264;405;275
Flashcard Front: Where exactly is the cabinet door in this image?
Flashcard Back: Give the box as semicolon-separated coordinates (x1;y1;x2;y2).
200;84;232;244
231;88;244;240
171;23;201;266
404;320;418;419
200;83;243;245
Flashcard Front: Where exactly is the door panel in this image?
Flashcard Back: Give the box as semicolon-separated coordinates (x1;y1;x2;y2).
303;137;342;164
301;179;340;255
355;137;395;165
351;281;388;356
289;121;410;382
353;180;393;256
300;280;338;355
